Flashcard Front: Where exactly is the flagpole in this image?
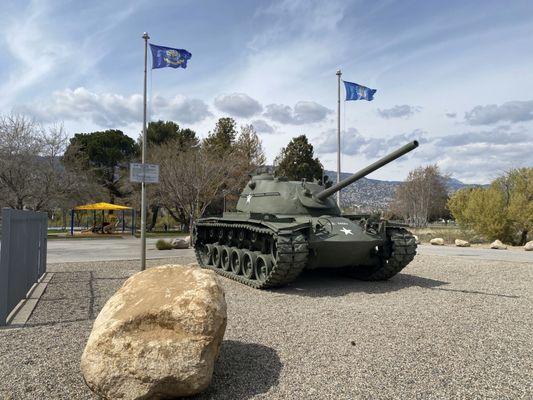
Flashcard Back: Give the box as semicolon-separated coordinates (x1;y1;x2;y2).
141;32;149;271
336;69;342;207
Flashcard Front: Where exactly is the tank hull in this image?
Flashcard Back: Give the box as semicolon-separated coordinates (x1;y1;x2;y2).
196;214;385;269
291;216;381;269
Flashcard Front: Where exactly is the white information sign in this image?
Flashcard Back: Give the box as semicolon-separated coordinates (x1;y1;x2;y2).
130;163;159;183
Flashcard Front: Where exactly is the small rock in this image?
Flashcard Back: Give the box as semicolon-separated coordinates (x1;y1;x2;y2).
490;240;507;250
81;265;227;399
524;241;533;251
171;235;191;249
430;237;445;246
413;235;420;244
455;239;470;247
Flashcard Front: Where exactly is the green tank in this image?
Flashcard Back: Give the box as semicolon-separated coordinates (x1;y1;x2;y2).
193;140;419;289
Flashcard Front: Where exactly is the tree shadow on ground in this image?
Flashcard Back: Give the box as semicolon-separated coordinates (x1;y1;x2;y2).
274;270;449;298
188;340;282;400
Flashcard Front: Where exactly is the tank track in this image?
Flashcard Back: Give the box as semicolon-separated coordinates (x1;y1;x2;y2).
349;227;417;281
194;221;308;289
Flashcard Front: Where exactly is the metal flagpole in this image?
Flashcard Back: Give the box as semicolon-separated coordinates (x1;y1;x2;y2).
141;32;150;271
336;69;342;207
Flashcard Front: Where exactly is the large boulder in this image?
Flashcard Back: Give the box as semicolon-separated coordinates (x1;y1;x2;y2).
455;239;470;247
430;237;445;246
524;241;533;251
171;235;191;249
490;240;507;250
81;265;227;399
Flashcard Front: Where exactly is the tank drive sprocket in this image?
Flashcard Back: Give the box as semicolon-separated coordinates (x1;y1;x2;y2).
194;222;308;289
347;227;417;281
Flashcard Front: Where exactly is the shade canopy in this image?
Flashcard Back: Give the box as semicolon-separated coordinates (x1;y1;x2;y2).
74;202;132;211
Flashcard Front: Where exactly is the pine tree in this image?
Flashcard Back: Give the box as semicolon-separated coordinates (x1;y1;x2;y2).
274;135;327;183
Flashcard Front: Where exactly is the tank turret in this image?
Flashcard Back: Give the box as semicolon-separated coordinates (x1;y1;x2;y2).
234;140;418;216
193;140;420;289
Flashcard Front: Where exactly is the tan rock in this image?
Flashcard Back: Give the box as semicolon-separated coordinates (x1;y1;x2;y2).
455;239;470;247
430;237;445;246
171;235;191;249
524;241;533;251
81;265;227;399
490;240;507;250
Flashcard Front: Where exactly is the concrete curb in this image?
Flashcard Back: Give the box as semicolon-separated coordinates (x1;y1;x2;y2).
6;272;54;327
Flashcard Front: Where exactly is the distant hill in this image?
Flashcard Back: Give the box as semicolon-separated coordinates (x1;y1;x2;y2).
323;170;480;211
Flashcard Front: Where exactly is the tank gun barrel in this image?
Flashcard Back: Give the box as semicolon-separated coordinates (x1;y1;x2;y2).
315;140;419;201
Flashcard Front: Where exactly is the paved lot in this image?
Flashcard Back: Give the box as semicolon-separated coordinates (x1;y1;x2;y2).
1;250;532;399
47;237;533;264
417;243;533;263
46;237;193;264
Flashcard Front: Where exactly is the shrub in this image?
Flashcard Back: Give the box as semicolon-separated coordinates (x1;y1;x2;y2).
447;167;532;245
156;239;173;250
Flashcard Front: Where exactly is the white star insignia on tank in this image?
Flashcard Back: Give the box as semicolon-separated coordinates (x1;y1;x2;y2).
246;194;253;204
340;227;353;235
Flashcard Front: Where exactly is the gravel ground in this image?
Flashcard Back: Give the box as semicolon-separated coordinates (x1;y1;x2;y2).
1;253;532;399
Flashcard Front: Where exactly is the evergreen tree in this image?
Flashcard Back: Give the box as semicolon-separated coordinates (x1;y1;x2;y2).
203;117;237;154
145;120;198;149
63;129;137;202
274;135;327;183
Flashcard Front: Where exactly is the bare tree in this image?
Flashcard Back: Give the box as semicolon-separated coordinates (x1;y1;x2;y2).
153;140;242;235
0;113;96;211
392;164;448;226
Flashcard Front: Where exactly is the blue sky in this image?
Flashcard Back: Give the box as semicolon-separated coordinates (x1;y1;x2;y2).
1;0;532;183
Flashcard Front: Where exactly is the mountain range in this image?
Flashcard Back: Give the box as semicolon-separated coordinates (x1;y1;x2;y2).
323;170;478;211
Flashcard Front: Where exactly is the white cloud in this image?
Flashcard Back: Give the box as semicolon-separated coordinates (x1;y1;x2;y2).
315;128;367;154
436;143;532;183
264;101;332;125
153;95;212;124
464;100;533;125
434;126;530;147
377;105;421;119
315;128;426;158
250;119;275;134
214;93;262;118
0;0;136;110
16;87;212;127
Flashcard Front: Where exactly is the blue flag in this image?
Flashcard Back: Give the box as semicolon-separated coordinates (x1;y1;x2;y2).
343;81;376;101
149;44;191;69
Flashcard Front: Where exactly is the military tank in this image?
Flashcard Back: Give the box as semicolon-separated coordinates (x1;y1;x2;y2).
193;140;419;289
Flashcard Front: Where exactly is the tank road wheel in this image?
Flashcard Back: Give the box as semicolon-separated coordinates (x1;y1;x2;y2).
242;250;257;279
221;246;232;271
255;254;273;283
212;245;223;268
197;243;212;266
230;248;243;275
349;228;417;281
194;223;309;289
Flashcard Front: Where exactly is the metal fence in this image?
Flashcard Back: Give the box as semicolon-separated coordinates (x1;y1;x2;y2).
0;208;47;326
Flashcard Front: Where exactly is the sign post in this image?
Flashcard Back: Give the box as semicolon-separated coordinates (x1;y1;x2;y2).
131;161;159;271
140;32;150;271
130;163;160;184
